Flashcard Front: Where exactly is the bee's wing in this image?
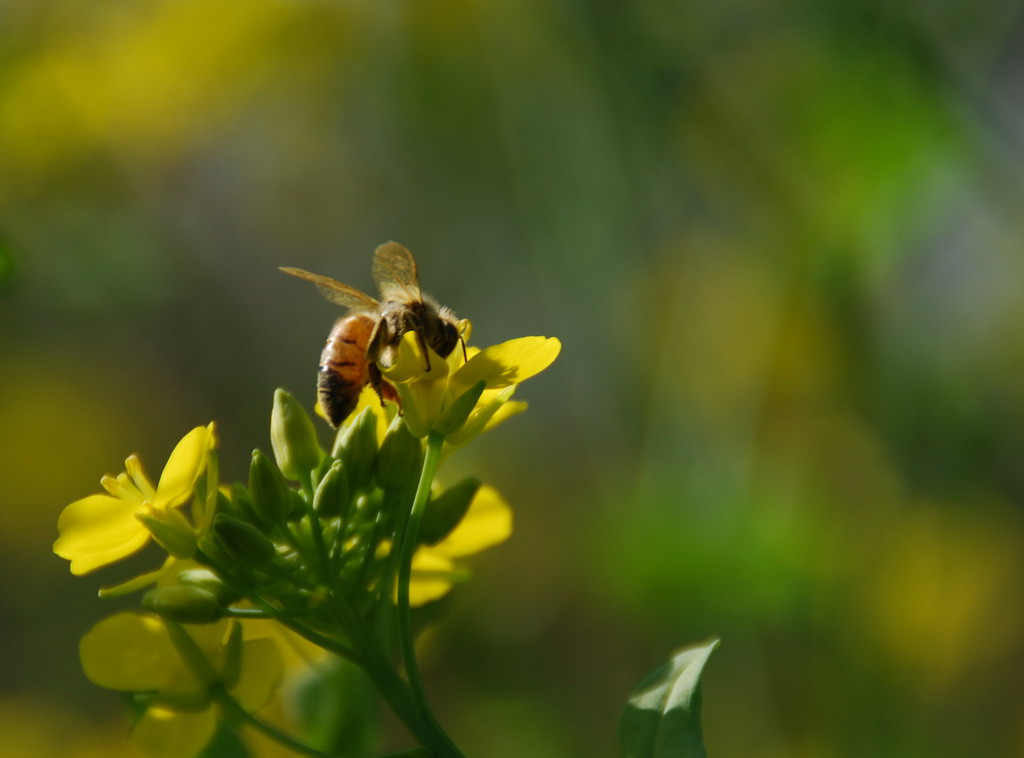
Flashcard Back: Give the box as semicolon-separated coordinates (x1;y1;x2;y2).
279;267;380;310
372;241;423;303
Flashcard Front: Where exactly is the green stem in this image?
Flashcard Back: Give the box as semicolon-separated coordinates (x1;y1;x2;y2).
396;431;465;758
213;685;352;758
165;620;348;758
196;550;359;662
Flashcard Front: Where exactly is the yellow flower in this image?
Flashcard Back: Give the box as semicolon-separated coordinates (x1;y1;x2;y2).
79;612;281;758
380;325;560;442
408;484;513;606
54;424;215;575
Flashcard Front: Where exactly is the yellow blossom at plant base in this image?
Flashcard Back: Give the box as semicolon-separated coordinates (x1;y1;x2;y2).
380;330;561;440
79;612;281;758
53;424;215;575
408;484;513;606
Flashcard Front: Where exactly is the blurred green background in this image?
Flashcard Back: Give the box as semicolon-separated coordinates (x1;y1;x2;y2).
3;0;1024;755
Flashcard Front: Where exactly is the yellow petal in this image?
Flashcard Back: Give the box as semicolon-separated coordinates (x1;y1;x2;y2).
449;336;560;395
242;621;328;674
408;549;457;606
431;484;512;558
394;379;445;439
187;618;233;659
79;612;181;692
155;426;213;509
54;494;150;575
381;332;449;384
130;706;216;758
484;400;527;432
229;638;282;712
125;455;157;499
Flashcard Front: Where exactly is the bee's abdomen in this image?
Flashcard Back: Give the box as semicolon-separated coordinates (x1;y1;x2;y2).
318;313;376;427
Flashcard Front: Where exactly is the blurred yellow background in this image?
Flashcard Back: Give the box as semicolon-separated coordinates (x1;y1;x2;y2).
3;0;1024;755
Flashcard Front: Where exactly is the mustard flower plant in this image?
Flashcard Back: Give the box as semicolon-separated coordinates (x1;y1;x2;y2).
55;248;714;758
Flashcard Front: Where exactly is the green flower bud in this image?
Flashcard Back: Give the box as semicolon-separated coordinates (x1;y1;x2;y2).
288;489;309;521
420;477;480;544
137;510;197;559
196;530;230;568
178;568;240;605
314;461;351;519
435;379;487;437
312;454;335;489
142;586;223;624
249;449;293;525
271;388;322;481
375;417;424;492
212;513;277;567
332;407;379;490
227;483;259;523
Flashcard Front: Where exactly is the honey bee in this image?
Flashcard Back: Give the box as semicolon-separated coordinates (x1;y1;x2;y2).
280;242;463;427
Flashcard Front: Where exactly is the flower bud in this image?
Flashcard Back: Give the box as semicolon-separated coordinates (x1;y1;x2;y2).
227;482;259;523
211;513;277;567
375;417;424;492
314;461;351;519
271;388;322;481
420;477;480;544
435;379;486;437
249;449;292;525
332;407;379;491
137;510;197;559
178;568;239;605
141;586;223;624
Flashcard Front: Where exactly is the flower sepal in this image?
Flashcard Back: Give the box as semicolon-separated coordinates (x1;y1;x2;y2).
434;379;486;437
420;478;480;545
137;508;198;560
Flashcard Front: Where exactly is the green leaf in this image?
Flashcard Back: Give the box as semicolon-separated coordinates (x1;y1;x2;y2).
619;638;719;758
288;657;377;754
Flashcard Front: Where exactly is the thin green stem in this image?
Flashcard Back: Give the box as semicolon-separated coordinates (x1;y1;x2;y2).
212;684;353;758
196;550;359;662
165;620;348;758
396;431;464;758
303;494;335;585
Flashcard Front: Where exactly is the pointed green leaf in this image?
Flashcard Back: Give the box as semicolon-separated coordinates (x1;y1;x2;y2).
619;638;719;758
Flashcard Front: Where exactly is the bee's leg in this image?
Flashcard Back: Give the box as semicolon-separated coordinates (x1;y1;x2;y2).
415;329;432;372
366;317;385;366
459;333;468;362
369;364;401;414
